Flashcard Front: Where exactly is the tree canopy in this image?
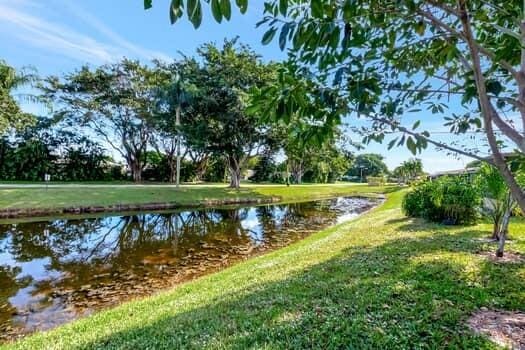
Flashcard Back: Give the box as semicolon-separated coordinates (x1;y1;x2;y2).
0;60;35;134
42;59;167;182
180;40;279;188
347;153;388;180
145;0;525;212
393;158;424;183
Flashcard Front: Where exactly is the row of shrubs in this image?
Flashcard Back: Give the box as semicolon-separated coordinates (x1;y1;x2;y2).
402;176;481;225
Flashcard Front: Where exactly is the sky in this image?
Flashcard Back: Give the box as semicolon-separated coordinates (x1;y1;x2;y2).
0;0;486;174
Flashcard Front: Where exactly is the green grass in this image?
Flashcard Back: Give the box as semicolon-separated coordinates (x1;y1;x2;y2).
2;189;524;349
0;183;393;210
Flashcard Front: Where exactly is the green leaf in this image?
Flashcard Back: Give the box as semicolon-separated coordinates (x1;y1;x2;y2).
388;138;398;150
406;137;417;155
493;24;521;41
334;67;346;85
187;0;202;28
170;0;183;24
486;80;503;96
211;0;222;22
311;0;323;18
262;27;277;45
412;120;420;130
279;23;290;50
144;0;153;10
236;0;248;14
279;0;288;16
415;21;425;35
221;0;231;20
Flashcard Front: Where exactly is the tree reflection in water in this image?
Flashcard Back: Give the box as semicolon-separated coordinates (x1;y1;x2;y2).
0;197;376;341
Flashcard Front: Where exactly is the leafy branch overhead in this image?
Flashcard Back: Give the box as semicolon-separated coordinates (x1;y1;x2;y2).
144;0;248;28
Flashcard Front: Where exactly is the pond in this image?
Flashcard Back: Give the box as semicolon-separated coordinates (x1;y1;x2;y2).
0;196;378;342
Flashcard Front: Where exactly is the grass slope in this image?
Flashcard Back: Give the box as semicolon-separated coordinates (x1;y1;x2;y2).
3;190;525;349
0;183;392;210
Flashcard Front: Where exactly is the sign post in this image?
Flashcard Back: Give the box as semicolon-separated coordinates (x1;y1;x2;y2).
44;173;50;190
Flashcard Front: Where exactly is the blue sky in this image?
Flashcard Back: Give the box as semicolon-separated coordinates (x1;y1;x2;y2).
0;0;486;173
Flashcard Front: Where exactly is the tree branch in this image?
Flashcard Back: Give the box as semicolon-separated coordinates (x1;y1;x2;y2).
370;115;492;164
417;5;521;81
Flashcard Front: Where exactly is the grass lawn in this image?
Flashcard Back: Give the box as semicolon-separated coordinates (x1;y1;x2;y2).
0;183;393;211
2;189;524;349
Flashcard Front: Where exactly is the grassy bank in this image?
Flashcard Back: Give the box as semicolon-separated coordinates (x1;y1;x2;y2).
0;183;392;214
3;190;524;349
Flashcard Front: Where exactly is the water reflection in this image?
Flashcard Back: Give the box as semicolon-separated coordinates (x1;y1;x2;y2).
0;197;376;341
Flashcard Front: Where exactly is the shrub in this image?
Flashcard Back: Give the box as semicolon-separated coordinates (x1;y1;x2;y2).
367;176;386;186
402;176;481;225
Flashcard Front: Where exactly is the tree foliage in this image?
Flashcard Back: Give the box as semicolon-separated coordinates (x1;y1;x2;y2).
347;153;388;181
393;158;424;184
42;59;166;182
0;118;114;181
0;60;35;134
146;0;525;216
181;40;278;188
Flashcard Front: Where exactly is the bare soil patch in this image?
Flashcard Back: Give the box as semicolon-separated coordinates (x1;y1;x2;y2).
467;309;525;349
477;251;525;264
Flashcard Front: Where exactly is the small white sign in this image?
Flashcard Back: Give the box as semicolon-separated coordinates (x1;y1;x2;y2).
44;174;51;182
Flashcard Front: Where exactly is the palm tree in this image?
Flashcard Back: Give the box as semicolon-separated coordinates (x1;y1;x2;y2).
404;158;423;181
156;62;196;187
393;158;423;184
0;60;38;134
476;164;522;257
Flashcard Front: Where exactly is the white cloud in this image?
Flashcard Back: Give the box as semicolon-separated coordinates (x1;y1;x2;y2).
52;0;171;62
0;0;170;64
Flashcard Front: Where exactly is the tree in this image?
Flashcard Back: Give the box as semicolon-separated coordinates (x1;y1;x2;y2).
0;60;35;134
146;0;525;225
475;163;525;257
0;117;114;181
393;158;424;184
303;145;352;183
60;138;109;181
250;154;278;183
476;164;513;241
42;59;163;182
181;40;278;188
154;60;197;186
347;154;388;182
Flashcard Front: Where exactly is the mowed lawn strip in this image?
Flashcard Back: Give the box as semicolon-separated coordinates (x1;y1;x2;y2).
0;183;392;210
3;190;525;349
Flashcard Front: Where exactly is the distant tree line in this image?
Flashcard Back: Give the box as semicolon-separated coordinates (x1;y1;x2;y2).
2;41;356;186
0;118;122;181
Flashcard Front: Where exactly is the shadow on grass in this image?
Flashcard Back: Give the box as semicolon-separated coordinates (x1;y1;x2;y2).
71;229;524;349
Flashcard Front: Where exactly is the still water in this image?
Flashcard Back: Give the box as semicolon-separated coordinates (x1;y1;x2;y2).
0;197;377;341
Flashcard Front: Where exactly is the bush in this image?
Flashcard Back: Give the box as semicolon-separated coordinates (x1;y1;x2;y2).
367;176;386;186
402;176;481;225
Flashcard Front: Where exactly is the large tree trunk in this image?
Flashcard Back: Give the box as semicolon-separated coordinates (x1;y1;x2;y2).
296;170;303;184
290;160;303;184
228;165;241;188
227;155;241;189
167;154;176;183
195;156;209;182
130;161;142;182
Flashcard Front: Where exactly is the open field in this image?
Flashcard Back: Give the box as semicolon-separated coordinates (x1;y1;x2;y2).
0;183;394;214
2;190;524;349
